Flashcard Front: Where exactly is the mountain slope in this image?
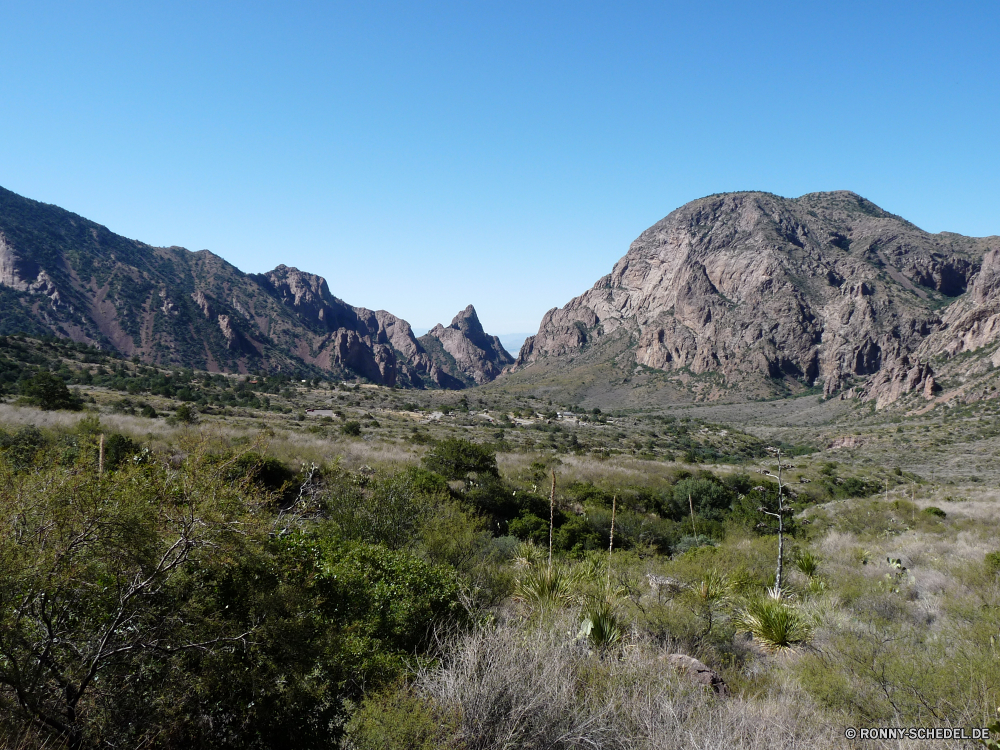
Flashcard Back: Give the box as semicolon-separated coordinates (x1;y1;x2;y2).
0;186;504;387
504;191;999;407
418;305;514;387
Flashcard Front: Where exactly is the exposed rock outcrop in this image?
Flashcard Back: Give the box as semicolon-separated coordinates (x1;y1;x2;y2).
509;191;998;407
419;305;514;386
663;654;730;696
0;185;507;387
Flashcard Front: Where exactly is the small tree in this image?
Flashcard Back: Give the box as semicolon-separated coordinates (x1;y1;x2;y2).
422;438;498;482
19;370;81;411
167;403;198;425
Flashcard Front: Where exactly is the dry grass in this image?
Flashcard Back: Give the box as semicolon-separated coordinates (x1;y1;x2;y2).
412;615;939;749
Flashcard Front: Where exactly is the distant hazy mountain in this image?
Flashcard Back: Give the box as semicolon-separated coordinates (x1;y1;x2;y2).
504;191;1000;408
0;186;505;388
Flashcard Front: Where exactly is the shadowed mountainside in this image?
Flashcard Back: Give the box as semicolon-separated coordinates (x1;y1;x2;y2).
0;186;504;387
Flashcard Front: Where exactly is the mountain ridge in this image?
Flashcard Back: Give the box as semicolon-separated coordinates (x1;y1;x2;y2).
504;190;1000;408
0;185;506;388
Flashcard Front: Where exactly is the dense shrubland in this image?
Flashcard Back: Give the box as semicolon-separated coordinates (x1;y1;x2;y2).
1;418;998;748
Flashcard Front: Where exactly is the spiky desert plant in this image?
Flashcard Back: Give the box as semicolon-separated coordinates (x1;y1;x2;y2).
794;550;820;578
737;597;813;654
688;568;731;636
515;565;572;610
578;599;625;653
513;540;546;570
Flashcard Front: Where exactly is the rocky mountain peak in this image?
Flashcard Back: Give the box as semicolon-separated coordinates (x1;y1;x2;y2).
420;305;514;387
0;184;509;389
507;190;998;407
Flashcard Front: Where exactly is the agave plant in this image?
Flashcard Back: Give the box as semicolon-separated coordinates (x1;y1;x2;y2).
737;596;813;654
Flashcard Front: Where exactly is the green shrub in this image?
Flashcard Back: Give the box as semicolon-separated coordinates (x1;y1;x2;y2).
0;425;47;471
794;550;820;578
922;506;946;518
346;684;462;750
19;370;81;410
167;403;197;424
423;438;498;481
985;551;1000;574
508;512;549;545
578;600;625;652
671;477;732;522
515;566;571;610
342;420;362;436
225;451;295;498
103;432;140;470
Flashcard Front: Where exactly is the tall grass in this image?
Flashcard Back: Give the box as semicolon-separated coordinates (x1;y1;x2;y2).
400;618;843;750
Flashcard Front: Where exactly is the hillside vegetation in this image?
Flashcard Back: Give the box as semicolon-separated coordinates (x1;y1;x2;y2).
0;337;998;748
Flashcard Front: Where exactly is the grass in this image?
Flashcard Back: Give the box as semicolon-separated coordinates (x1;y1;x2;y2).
5;341;1000;747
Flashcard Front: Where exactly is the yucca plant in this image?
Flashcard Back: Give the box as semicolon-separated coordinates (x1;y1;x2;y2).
794;550;820;578
513;541;546;570
737;596;813;654
578;599;625;653
515;565;571;610
689;568;731;636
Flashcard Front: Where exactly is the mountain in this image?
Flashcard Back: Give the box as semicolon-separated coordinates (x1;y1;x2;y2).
0;186;504;387
418;305;514;387
505;191;1000;408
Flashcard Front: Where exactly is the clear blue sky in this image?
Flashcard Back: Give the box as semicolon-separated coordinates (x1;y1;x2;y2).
1;1;998;337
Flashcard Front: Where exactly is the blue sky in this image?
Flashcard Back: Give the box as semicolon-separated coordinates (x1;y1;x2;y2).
1;1;998;339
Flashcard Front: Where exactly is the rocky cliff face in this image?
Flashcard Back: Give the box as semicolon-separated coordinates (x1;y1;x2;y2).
419;305;514;386
509;191;999;407
0;185;506;388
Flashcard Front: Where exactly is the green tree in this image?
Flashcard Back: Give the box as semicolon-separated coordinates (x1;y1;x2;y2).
422;438;498;482
0;447;263;748
19;370;81;410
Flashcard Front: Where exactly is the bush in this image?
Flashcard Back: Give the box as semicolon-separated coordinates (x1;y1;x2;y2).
342;420;362;436
225;451;296;498
346;684;462;750
737;597;813;653
325;470;441;550
103;432;141;471
0;425;47;471
168;403;197;425
508;512;550;545
423;438;498;481
794;550;820;578
671;477;732;522
922;506;946;519
985;551;1000;574
19;370;81;410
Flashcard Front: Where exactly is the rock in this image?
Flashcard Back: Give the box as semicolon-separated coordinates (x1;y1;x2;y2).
0;184;509;388
418;305;514;386
507;191;997;406
663;654;730;696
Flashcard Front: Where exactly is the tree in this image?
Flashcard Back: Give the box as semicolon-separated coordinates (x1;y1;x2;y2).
759;447;793;591
422;438;498;482
19;370;81;410
167;403;198;425
0;447;261;748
